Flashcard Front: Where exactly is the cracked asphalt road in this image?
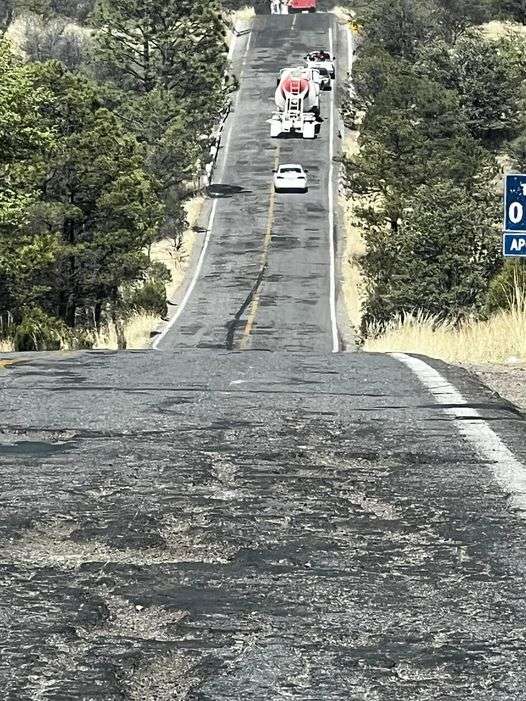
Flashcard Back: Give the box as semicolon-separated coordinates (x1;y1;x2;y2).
2;11;526;701
1;351;526;699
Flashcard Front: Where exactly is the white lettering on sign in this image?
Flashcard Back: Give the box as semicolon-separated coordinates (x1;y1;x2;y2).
521;184;526;197
509;202;524;224
511;238;526;251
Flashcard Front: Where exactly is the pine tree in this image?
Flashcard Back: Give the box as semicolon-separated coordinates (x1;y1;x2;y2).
93;0;227;98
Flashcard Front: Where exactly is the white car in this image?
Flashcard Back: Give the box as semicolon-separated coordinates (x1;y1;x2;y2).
273;164;308;193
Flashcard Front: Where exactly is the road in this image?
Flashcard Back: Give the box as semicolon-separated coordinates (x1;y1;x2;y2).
1;351;526;699
156;13;346;352
2;10;526;701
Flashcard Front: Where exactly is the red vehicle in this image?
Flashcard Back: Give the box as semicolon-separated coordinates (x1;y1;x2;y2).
288;0;317;13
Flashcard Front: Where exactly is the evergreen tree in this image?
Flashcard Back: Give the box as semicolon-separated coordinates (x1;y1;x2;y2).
361;181;501;328
93;0;227;98
0;46;165;344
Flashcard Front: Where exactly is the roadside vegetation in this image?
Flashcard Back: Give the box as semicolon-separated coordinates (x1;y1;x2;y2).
341;0;526;362
0;0;229;350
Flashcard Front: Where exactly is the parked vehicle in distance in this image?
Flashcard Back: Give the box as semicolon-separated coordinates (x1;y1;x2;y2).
313;66;331;91
305;50;335;80
273;164;309;193
288;0;316;13
270;67;320;139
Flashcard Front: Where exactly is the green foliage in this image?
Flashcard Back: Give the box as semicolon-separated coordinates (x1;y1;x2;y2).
486;260;526;311
126;262;169;317
0;0;51;35
417;34;526;145
347;51;496;225
361;181;501;328
93;0;227;97
22;17;91;70
92;0;229;253
347;0;523;331
0;44;164;343
433;0;494;40
0;0;227;348
496;0;526;23
358;0;438;59
13;306;69;350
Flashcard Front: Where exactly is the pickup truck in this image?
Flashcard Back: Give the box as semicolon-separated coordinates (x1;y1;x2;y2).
288;0;317;13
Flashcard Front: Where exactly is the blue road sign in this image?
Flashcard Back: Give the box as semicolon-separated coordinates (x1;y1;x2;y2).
503;233;526;257
504;174;526;232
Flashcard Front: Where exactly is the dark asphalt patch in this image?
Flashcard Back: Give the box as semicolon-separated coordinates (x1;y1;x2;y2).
0;439;78;456
206;184;252;198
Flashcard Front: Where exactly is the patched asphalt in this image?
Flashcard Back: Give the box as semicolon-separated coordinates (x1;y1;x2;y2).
2;11;526;701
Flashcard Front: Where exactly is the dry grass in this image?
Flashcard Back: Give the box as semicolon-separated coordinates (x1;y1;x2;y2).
5;13;92;57
233;6;255;22
363;293;526;364
341;134;367;330
225;6;254;48
94;314;159;350
481;19;526;40
0;339;15;352
152;196;202;302
95;195;203;350
330;5;354;22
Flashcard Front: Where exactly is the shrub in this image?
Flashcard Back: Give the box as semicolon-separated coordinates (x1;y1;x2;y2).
13;307;69;351
486;260;526;312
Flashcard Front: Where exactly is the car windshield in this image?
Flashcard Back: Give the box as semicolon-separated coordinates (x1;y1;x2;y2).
281;167;302;174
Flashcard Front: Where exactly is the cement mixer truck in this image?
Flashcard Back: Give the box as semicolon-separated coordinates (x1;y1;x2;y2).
268;67;321;139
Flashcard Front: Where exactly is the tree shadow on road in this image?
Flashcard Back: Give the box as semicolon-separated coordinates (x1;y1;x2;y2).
206;184;252;198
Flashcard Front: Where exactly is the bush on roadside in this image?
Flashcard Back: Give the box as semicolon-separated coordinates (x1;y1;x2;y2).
125;263;171;318
486;260;526;312
13;307;69;351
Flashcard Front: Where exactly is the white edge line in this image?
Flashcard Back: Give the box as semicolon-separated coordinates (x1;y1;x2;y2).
152;200;218;349
243;31;252;61
347;20;353;76
392;352;526;513
328;26;339;353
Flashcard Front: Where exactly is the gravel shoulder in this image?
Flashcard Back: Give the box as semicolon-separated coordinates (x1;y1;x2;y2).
460;362;526;413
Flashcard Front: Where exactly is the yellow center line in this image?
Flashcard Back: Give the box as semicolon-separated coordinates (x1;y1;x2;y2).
240;146;280;349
